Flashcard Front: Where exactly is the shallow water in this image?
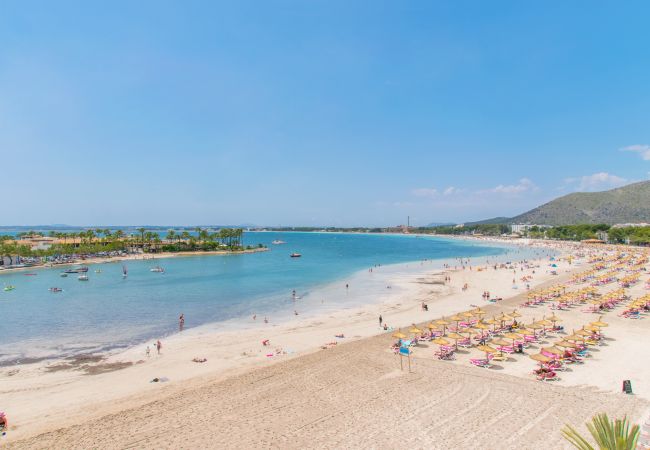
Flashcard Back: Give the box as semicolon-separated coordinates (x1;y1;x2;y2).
0;232;547;363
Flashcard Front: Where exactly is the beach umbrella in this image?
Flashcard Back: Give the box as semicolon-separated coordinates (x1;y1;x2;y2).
555;340;577;349
584;325;600;333
503;332;521;346
500;313;513;322
476;344;496;353
409;325;423;335
392;330;407;339
530;353;552;363
473;321;490;338
575;328;591;336
484;317;499;332
510;310;522;318
435;318;450;335
541;347;563;357
461;311;474;318
492;338;511;347
591;317;609;327
566;334;585;342
547;314;561;323
446;332;464;349
426;322;437;330
473;307;486;316
449;314;464;329
476;344;496;360
432;337;450;346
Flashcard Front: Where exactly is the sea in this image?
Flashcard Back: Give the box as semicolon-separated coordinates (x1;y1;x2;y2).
0;232;552;365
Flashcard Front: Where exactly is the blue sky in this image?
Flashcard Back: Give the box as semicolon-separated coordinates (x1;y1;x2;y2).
1;1;649;227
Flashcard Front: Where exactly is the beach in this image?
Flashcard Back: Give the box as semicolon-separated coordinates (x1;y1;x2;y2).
2;239;650;449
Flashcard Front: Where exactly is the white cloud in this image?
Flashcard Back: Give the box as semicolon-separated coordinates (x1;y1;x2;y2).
565;172;627;191
620;144;650;160
479;178;538;195
443;186;463;196
411;188;438;198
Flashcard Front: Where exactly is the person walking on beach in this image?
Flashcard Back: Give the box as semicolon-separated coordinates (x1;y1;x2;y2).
379;315;383;327
156;340;162;355
179;313;185;332
146;346;151;358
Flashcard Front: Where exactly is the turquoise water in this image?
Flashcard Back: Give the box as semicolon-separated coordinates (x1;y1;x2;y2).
0;232;543;364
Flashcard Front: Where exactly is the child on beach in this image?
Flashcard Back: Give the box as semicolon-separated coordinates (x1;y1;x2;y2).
146;346;151;357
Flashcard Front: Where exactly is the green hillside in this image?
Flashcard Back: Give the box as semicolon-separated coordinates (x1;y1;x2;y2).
508;181;650;225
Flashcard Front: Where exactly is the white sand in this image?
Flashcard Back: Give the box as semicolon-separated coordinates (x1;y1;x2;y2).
2;239;649;449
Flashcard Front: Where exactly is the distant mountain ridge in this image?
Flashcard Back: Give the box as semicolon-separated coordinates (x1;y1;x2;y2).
466;181;650;226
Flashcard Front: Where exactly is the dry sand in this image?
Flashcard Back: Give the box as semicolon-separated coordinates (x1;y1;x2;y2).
2;241;649;449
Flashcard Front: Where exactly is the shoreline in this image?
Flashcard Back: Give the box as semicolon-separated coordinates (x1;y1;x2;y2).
0;247;268;276
0;237;544;366
1;239;568;443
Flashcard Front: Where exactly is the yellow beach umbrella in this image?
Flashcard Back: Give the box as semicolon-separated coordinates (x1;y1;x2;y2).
461;311;474;318
474;322;490;330
492;338;511;347
591;317;609;327
566;334;585;342
554;340;577;348
575;328;591;336
392;330;407;339
510;310;522;318
435;318;450;335
476;344;496;354
426;322;437;330
530;353;552;363
541;347;563;356
446;332;464;349
473;308;486;316
409;326;423;335
432;337;450;346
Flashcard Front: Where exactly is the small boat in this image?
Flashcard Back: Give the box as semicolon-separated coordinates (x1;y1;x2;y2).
122;265;128;278
150;266;165;273
64;267;89;274
24;273;37;276
78;274;89;281
60;273;68;278
290;253;302;258
272;240;287;245
94;269;102;274
49;287;63;293
3;285;15;292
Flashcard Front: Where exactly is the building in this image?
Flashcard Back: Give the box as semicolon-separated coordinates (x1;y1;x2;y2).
511;224;551;234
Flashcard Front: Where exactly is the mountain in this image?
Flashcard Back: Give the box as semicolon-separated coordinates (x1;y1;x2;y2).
468;181;650;226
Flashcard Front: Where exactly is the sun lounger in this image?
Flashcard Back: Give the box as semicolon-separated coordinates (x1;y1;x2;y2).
470;358;491;368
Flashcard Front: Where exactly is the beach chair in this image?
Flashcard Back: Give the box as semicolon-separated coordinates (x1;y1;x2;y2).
496;345;515;354
470;358;491;368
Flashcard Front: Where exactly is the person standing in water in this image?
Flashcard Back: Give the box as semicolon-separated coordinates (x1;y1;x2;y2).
379;315;383;327
179;313;185;332
156;340;162;355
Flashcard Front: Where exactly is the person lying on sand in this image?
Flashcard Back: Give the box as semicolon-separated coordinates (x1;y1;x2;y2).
192;357;207;363
335;334;345;338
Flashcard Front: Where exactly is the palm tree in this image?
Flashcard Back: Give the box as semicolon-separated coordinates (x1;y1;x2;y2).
137;227;146;247
562;414;640;450
166;230;176;243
